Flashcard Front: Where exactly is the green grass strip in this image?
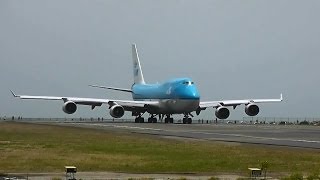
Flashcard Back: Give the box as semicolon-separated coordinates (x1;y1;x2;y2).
0;121;319;174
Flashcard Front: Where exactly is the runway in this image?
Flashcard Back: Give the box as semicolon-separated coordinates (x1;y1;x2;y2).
55;122;320;149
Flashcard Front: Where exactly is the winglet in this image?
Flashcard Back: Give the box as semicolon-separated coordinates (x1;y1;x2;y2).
10;90;19;98
280;93;283;101
89;84;104;88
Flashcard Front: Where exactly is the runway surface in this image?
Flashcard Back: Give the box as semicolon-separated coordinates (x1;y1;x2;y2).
54;122;320;149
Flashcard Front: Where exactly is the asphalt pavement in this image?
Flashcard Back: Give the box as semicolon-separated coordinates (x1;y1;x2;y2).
55;122;320;149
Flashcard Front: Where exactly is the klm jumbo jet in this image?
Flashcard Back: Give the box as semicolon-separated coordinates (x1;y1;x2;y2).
11;44;283;124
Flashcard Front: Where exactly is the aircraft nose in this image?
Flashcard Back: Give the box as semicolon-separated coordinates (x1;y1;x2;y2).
179;86;200;100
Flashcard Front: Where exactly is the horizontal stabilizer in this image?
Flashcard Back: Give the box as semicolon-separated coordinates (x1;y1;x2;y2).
89;85;133;93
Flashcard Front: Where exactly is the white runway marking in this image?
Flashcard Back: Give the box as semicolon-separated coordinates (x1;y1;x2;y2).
71;123;163;131
186;131;320;144
68;123;320;145
166;127;320;144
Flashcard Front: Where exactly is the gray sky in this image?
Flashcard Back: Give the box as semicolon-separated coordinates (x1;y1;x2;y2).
1;0;320;119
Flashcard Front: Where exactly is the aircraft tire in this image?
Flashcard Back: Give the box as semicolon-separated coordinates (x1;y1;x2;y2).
187;118;192;124
148;118;157;123
170;118;174;124
152;118;157;123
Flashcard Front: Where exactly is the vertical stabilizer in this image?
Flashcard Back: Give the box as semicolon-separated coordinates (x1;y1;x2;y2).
132;44;145;84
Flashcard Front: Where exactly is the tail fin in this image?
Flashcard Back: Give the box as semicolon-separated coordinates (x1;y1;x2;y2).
132;44;145;84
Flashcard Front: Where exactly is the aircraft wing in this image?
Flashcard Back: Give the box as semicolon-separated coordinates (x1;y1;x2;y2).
200;94;283;108
10;90;158;108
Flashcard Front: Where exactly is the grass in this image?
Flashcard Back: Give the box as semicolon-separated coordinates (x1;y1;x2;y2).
0;121;320;174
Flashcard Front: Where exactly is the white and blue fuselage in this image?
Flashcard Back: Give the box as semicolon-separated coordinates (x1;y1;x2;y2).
132;78;200;114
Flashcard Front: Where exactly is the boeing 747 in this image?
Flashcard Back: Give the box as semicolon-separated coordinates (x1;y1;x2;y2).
11;44;283;124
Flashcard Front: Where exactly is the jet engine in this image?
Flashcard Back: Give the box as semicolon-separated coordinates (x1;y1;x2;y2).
215;106;230;119
110;105;125;118
62;101;77;114
245;103;259;116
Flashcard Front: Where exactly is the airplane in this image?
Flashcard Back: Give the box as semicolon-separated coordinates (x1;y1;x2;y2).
11;44;283;124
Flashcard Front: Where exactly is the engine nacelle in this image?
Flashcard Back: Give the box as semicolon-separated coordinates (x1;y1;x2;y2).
62;101;77;114
245;103;259;116
215;106;230;119
110;105;125;118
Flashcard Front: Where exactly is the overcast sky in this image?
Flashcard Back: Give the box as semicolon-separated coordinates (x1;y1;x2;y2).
1;0;320;119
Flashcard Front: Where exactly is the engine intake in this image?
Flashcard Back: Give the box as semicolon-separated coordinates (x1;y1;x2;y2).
215;106;230;119
245;103;259;116
110;105;125;118
62;101;77;114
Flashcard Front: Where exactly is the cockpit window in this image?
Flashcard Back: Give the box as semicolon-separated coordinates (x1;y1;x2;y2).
182;81;194;85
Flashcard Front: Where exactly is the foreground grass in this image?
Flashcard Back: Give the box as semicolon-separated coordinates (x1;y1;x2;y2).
0;121;320;174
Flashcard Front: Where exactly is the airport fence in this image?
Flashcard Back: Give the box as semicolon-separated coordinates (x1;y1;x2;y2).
243;117;320;125
1;116;320;125
0;116;218;124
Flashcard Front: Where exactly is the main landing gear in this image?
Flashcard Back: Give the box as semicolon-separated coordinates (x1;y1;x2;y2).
147;114;157;123
134;116;144;123
134;113;191;124
164;114;174;124
182;113;192;124
134;113;158;123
